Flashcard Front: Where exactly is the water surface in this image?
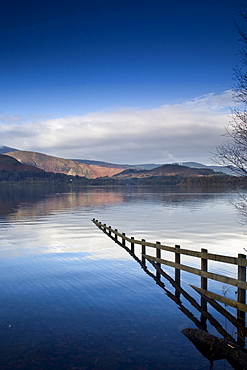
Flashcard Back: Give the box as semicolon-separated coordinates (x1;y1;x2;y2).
0;185;246;369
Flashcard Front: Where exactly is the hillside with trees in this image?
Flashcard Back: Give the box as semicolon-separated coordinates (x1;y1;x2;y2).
6;151;125;179
0;153;243;188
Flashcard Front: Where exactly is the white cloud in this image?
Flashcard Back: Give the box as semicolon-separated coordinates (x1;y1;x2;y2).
0;91;234;164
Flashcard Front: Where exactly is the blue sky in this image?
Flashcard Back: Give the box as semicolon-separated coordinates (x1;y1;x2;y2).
0;0;245;164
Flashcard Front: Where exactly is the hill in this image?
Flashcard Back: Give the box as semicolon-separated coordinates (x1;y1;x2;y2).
0;144;237;180
0;146;18;154
0;151;241;187
73;159;160;171
72;159;129;169
74;159;233;175
0;144;234;175
114;164;218;179
0;154;43;172
178;162;234;175
5;151;125;179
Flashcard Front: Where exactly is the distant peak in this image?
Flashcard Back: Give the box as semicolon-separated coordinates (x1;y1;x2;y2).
0;145;19;154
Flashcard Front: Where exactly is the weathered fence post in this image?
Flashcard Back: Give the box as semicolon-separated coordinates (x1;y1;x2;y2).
201;248;208;291
109;226;111;236
115;229;118;242
142;239;146;266
237;254;246;332
131;237;134;253
103;223;106;232
201;248;208;329
175;245;181;284
156;241;161;280
122;233;126;247
175;245;181;299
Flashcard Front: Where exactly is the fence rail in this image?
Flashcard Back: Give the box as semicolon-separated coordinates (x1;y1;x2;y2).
92;219;247;315
92;220;247;266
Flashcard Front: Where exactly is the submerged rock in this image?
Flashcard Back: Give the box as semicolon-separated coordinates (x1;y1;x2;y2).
182;328;247;369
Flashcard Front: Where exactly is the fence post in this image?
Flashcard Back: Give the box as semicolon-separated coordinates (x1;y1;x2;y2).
122;233;126;247
201;248;208;291
156;241;161;280
142;239;146;266
130;236;135;253
109;226;111;236
201;248;208;329
175;245;181;299
175;245;181;284
115;229;118;242
237;254;246;331
103;223;106;232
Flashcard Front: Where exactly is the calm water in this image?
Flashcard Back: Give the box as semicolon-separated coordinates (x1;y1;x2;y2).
0;185;246;369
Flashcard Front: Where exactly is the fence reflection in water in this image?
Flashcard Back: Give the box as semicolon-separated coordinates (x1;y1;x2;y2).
93;219;247;369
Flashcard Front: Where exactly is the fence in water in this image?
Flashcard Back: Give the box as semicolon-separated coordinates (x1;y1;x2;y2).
92;219;247;320
92;218;247;365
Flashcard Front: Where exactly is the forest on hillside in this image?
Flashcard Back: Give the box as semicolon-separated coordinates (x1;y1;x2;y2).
0;168;246;188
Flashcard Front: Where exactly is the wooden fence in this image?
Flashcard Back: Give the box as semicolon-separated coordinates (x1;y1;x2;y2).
92;219;247;319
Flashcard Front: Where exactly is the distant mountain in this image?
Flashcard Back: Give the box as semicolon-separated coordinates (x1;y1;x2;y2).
74;159;236;175
72;159;129;169
1;145;237;179
0;154;43;172
206;165;237;176
175;162;208;168
0;146;19;154
72;159;160;171
114;163;218;179
5;151;125;179
177;162;237;175
73;159;234;174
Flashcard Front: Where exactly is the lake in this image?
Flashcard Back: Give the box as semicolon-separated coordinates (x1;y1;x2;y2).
0;185;246;369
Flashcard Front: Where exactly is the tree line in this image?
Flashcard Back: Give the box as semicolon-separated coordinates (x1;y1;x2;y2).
0;168;245;188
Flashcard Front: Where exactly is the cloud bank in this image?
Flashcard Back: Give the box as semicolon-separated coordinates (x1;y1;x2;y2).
0;90;234;164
